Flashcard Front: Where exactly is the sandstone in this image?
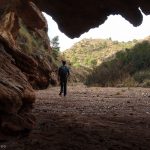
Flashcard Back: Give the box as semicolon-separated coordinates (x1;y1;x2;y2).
0;41;36;135
0;0;57;135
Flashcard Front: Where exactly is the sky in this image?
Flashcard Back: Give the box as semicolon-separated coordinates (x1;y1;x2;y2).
43;12;150;51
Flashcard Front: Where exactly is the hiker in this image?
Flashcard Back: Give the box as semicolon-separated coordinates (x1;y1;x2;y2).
58;60;70;96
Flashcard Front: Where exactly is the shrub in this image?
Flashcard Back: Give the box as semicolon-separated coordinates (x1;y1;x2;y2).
142;79;150;87
85;40;150;87
133;70;150;83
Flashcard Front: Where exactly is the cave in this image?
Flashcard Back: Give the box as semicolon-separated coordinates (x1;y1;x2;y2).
0;0;150;149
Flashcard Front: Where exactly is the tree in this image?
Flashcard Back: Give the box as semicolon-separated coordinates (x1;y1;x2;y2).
90;59;97;68
51;36;60;50
51;36;60;58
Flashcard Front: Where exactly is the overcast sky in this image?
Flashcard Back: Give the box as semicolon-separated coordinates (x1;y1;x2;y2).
43;12;150;51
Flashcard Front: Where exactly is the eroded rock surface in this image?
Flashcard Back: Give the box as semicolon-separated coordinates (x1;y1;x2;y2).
0;1;57;89
32;0;150;38
0;0;150;136
0;41;35;134
0;0;57;135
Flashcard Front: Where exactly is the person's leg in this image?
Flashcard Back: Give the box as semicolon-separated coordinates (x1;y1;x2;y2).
59;80;63;95
64;81;67;96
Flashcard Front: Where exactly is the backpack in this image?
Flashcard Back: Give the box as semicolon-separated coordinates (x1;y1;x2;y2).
59;66;69;78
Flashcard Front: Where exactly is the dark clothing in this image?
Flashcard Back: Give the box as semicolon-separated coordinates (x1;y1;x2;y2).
60;80;67;96
58;65;70;81
58;65;70;96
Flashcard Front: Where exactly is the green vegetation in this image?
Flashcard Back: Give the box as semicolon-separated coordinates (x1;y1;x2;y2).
17;18;150;88
63;38;136;68
17;18;61;69
16;18;63;86
17;19;47;55
85;40;150;87
64;37;150;87
51;36;60;60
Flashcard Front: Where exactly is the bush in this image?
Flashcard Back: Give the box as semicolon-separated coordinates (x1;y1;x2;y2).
133;70;150;83
85;40;150;87
142;79;150;87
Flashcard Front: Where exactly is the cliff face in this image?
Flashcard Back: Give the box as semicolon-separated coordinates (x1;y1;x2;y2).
0;1;57;89
0;41;35;134
0;1;57;134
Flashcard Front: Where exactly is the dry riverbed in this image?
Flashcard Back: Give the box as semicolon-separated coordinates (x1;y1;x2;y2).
2;84;150;150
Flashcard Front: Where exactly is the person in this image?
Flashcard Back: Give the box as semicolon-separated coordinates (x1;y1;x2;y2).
58;60;70;96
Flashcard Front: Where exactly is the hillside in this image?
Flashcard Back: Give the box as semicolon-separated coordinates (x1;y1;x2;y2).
63;38;137;68
63;37;150;87
85;39;150;87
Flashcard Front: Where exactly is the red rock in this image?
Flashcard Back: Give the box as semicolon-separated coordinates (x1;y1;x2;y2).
0;1;57;135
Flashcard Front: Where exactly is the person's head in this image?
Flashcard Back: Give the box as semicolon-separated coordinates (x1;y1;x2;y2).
62;60;66;66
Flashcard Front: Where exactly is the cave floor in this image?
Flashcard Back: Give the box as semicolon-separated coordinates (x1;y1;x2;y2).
2;84;150;150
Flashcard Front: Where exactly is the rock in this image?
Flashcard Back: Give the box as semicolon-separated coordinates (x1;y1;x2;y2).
1;113;36;135
1;0;150;136
127;101;130;104
0;42;36;135
0;1;150;39
0;1;58;135
32;0;150;38
0;1;57;89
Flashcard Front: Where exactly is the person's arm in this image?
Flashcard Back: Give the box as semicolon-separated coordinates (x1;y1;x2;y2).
67;68;70;78
58;67;60;81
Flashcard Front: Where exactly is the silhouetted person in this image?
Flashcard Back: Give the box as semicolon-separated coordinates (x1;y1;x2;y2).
58;60;70;96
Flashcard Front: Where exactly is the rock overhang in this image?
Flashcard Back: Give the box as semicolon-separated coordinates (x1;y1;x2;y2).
31;0;150;38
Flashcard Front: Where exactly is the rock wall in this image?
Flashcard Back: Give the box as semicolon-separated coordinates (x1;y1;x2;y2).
0;39;35;134
0;1;57;135
0;1;57;89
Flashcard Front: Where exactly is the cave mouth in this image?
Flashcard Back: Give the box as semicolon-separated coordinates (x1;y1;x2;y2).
1;1;150;148
44;10;150;52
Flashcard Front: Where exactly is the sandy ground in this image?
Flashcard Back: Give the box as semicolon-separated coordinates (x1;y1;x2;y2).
2;84;150;150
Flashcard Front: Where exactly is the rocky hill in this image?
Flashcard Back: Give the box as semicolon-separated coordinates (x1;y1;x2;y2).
63;38;137;68
85;38;150;87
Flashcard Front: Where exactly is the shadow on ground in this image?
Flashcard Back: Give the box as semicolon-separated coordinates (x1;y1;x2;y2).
1;85;150;150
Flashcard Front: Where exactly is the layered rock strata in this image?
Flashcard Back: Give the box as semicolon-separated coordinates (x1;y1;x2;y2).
0;1;56;135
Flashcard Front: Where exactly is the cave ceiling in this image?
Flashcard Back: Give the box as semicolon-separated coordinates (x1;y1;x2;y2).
31;0;150;38
1;0;150;38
